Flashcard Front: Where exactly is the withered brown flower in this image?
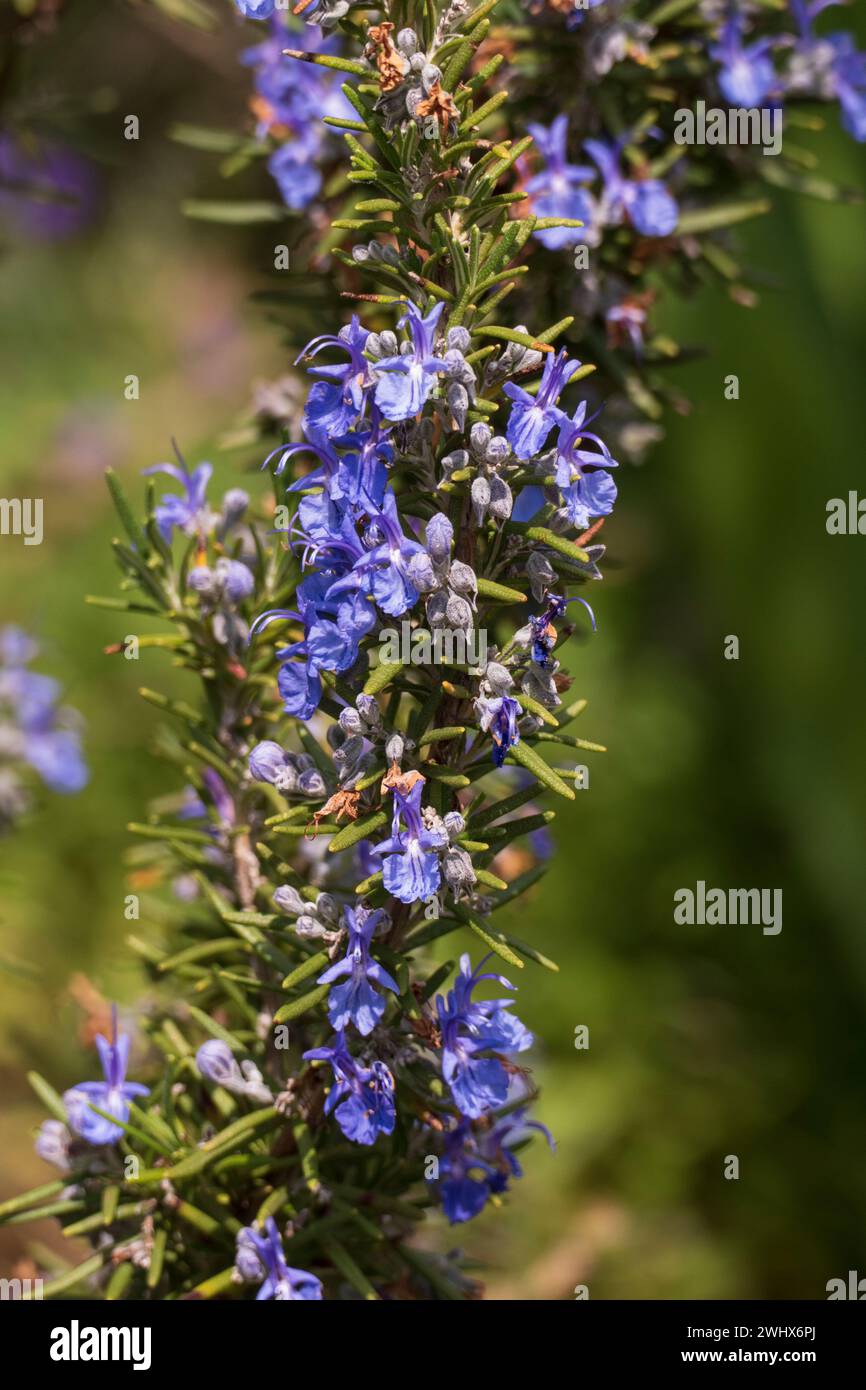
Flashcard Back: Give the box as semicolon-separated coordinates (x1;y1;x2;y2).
415;81;460;139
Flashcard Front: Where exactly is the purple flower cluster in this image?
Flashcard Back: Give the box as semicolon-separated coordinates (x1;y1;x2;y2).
786;0;866;142
526;3;864;269
525;119;679;248
238;13;353;210
288;901;398;1145
251;306;471;721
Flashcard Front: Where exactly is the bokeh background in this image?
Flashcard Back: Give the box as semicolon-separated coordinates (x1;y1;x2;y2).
1;0;865;1299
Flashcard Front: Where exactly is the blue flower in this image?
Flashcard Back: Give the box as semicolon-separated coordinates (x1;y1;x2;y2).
234;1217;323;1300
433;1108;555;1223
710;12;778;107
373;301;450;421
188;557;254;604
584;137;679;238
553;399;619;530
267;141;323;211
243;21;326;134
529;593;596;668
0;632;88;795
435;1121;495;1223
627;179;680;237
352;490;426;617
297;316;374;437
564;0;605;27
23;730;88;793
829;34;866;141
0;626;38;667
248;740;295;788
435;954;533;1119
63;1008;149;1145
252;559;375;720
317;904;399;1035
267;415;391;516
503;348;583;460
788;2;866;141
303;1030;396;1144
476;694;522;767
372;778;448;904
525;115;594;250
234;0;277;19
143;455;213;542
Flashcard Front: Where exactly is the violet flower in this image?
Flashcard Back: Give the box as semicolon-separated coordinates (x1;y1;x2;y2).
503;348;583;460
372;778;448;904
317;904;399;1036
373;301;450;421
435;954;533;1118
303;1030;396;1144
234;1217;323;1300
63;1007;149;1146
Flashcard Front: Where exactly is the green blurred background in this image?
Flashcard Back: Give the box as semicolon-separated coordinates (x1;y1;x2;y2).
1;0;865;1300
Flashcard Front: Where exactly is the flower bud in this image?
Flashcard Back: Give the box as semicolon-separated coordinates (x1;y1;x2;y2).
440;449;468;478
187;566;217;599
196;1039;243;1089
471;475;491;527
421;64;442;92
315;892;340;925
484;660;514;695
527;550;556;601
448;561;477;601
446;593;473;631
218;488;249;535
426;589;449;628
249;741;296;792
407;550;438;593
234;1229;265;1284
442;845;477;894
35;1119;71;1172
339;707;363;737
426;512;454;562
273;884;306;916
447;382;469;431
521;663;561;708
385;732;405;763
216;557;255;603
469;422;492;455
488;475;513;521
298;767;327;798
485;435;510;465
238;1060;273;1104
296;914;326;939
355;694;382;728
333;734;367;779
